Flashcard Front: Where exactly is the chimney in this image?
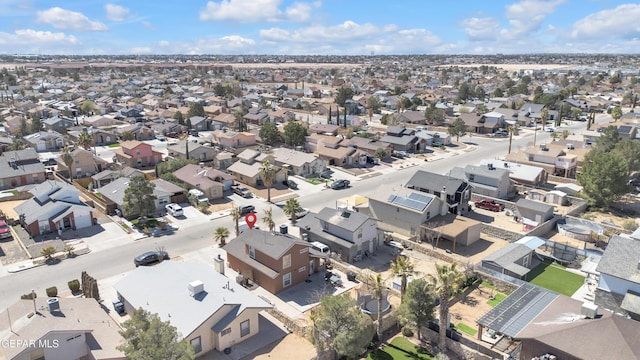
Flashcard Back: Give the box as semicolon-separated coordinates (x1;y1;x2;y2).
214;254;225;275
440;186;448;216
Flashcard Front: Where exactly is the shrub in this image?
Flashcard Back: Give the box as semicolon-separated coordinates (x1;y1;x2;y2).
46;286;58;297
64;244;75;257
40;246;56;261
401;326;414;337
68;279;80;293
21;292;37;300
622;220;638;232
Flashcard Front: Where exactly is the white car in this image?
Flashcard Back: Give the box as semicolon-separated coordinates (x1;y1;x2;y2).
165;203;184;217
295;208;310;219
545;127;555;133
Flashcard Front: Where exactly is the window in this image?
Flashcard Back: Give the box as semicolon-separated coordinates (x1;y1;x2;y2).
298;266;306;273
248;246;255;259
283;273;292;287
283;254;291;269
358;229;363;239
190;337;202;353
322;221;329;230
240;319;250;337
469;174;475;181
136;149;141;155
75;159;80;164
299;247;308;254
221;328;231;336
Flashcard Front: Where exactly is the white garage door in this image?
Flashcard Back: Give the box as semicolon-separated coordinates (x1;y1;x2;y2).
74;211;92;229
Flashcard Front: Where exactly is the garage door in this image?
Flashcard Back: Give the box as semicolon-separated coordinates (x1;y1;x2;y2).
74;212;92;229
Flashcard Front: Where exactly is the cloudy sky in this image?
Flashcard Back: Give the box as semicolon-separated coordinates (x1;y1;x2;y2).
1;0;639;55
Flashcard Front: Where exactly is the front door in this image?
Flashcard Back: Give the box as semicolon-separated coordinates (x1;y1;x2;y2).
63;217;71;229
309;260;314;275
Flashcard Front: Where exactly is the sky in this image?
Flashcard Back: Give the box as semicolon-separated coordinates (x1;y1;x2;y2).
0;0;639;55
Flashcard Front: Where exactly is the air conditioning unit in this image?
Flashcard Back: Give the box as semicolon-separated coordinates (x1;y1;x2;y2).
188;280;204;297
581;302;598;319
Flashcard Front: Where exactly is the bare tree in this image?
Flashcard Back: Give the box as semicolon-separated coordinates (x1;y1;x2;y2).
422;221;445;249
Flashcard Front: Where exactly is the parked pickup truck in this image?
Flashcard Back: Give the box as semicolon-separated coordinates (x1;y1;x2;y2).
474;199;505;212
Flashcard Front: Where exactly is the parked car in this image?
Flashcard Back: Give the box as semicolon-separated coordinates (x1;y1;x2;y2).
165;203;184;217
331;179;350;189
432;141;444;147
0;220;11;240
112;299;126;315
240;205;256;216
392;151;407;158
283;179;298;189
320;169;333;179
134;250;169;267
545;127;555;133
295;208;310;219
474;199;505;212
232;185;252;198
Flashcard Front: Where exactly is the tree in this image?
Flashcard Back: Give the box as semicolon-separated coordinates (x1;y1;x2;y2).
121;131;134;141
397;278;436;341
370;274;385;341
493;88;504;97
367;96;381;114
60;146;74;181
30;114;43;134
187;102;205;118
214;227;230;247
577;151;629;208
260;159;276;203
614;140;640;175
283;198;303;223
41;246;56;261
375;147;388;160
80;100;95;115
596;125;621;153
448;117;466;141
258;122;281;145
456;82;471;102
314;293;374;359
541;108;549;131
230;205;241;237
77;131;93;150
507;125;516;154
282;121;307;146
390;255;415;303
123;175;157;218
611;106;623;121
118;308;195;360
335;87;354;107
263;207;276;232
173;111;184;125
570;107;582;120
474;85;485;100
18;117;28;137
8;140;26;151
429;263;465;353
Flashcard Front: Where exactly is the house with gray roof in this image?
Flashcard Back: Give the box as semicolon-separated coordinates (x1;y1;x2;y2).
91;166;144;189
167;140;218;162
225;228;325;294
595;235;640;320
23;130;66;152
479;159;547;187
270;148;326;177
481;236;545;279
42;115;75;132
114;261;272;357
0;148;46;190
15;180;94;236
297;206;382;263
449;163;513;199
406;170;472;215
99;176;184;217
515;198;555;228
380;126;420;152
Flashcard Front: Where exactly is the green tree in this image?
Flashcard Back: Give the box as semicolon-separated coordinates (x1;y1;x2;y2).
610;106;623;122
259;159;276;203
258;122;281;145
474;85;485;100
156;158;197;178
424;102;445;125
367;96;381;114
77;131;93;150
173;111;184;125
187;102;205;118
390;255;415;303
230;205;241;237
213;83;226;97
335;87;354;107
263;207;276;232
596;125;621;153
507;125;516;154
493;88;504;97
456;82;471;102
121;131;134;141
397;278;436;341
283;198;303;223
123;175;157;218
40;246;56;261
80;100;96;115
614;140;640;175
370;274;386;341
18;117;28;137
375;147;388;160
541;108;549;131
60;146;74;181
570;107;582;120
429;263;465;352
30;114;43;134
282;121;307;146
578;151;629;208
448;117;467;141
214;226;230;247
8;140;26;151
314;294;374;359
117;308;195;360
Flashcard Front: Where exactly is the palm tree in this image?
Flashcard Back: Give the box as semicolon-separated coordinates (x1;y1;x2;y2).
390;255;415;303
429;263;465;353
214;226;230;246
507;125;515;154
283;198;303;223
60;146;74;182
263;207;276;233
541;108;549;132
260;159;276;202
371;274;386;342
230;205;241;237
77;131;93;150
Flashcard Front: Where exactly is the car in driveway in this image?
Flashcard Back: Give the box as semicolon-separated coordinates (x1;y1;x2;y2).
134;250;169;267
474;199;505;212
165;203;184;217
232;185;252;198
240;205;256;216
0;220;12;240
295;208;310;219
545;127;555;133
331;179;350;189
283;179;298;189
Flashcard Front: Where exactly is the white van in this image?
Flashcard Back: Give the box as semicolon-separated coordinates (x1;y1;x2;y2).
310;241;330;254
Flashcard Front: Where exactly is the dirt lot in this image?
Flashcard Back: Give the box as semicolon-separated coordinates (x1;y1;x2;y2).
449;285;503;339
0;200;25;219
252;333;316;360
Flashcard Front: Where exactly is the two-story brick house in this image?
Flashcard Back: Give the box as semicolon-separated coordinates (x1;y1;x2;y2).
114;140;163;169
224;228;324;294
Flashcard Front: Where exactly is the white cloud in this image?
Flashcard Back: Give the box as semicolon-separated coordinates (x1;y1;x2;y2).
199;0;320;23
105;4;130;22
130;47;152;54
460;17;501;41
501;0;565;38
36;7;108;31
142;20;156;30
260;21;396;43
0;29;78;54
165;35;257;54
570;4;640;40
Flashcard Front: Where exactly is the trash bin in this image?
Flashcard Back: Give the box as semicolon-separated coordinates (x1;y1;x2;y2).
347;271;357;282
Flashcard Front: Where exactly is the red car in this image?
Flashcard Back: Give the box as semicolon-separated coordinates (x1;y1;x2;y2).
0;220;12;240
474;199;505;212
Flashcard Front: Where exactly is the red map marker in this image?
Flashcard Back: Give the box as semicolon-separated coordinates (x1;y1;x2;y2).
245;213;257;229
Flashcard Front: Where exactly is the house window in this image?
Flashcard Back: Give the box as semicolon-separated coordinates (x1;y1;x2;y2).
283;273;292;287
298;266;306;273
322;221;329;230
240;319;250;337
221;328;231;336
469;174;475;182
75;159;80;164
283;254;291;269
190;337;202;353
358;229;363;239
249;246;255;259
136;149;141;155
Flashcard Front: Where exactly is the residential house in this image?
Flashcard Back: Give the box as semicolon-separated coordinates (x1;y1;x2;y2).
15;180;95;236
225;228;325;294
405;170;472;215
480;236;545;279
91;166;144;189
173;163;232;200
270;148;326;177
0;136;13;154
480;111;506;134
505;143;577;178
167;140;218;162
458;112;484;134
188;116;211;131
227;149;286;187
595;235;640;319
297;206;383;263
115;123;155;141
308;123;339;136
99;176;185;216
211;112;237;130
268;108;294;123
306;134;363;167
422;213;482;252
0;298;126;360
68;127;119;146
214;151;236;171
211;130;257;149
243;111;269;125
449;163;513;199
0;149;46;190
82;115;124;127
114;261;272;357
55;147;109;179
42;115;75;132
343;137;393;158
114;140;163;169
379;126;420;152
397;110;426;125
23;130;66;152
515;198;555;229
479;159;548;187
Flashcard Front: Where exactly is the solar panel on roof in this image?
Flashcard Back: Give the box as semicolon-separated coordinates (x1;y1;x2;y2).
388;193;428;211
408;192;432;204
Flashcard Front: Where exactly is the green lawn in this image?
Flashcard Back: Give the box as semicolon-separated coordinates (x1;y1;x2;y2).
367;337;434;360
527;262;585;296
107;143;121;148
487;292;507;307
455;323;478;336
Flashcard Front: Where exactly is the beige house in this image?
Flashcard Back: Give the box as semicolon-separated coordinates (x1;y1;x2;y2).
55;147;109;179
270;148;326;177
211;130;257;149
114;261;272;358
167;140;218;162
227;149;286;187
173;163;230;200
